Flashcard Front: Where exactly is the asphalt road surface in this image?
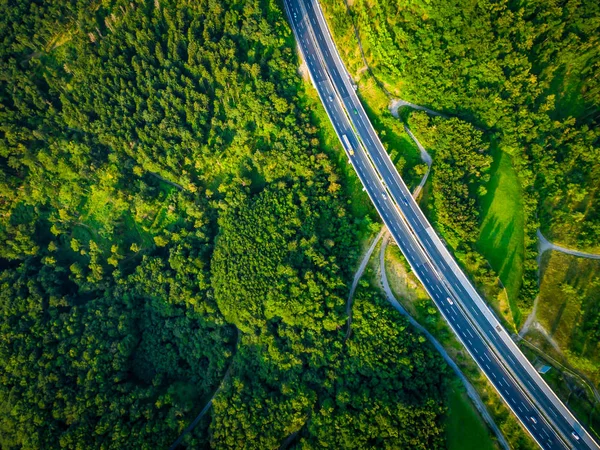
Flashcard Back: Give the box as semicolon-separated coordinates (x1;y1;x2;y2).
283;0;600;448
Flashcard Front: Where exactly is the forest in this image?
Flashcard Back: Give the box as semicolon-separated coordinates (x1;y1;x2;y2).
0;0;450;448
320;0;600;314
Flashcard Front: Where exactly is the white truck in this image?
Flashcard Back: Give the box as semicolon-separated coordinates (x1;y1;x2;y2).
341;134;354;156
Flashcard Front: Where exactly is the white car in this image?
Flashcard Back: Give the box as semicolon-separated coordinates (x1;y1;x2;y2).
572;431;580;441
446;297;454;305
382;191;387;200
530;416;537;424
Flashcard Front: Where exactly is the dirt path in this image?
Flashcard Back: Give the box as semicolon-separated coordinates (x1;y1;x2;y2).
402;124;432;199
345;227;387;340
168;328;240;450
518;296;539;338
538;229;600;260
389;99;446;119
378;234;510;450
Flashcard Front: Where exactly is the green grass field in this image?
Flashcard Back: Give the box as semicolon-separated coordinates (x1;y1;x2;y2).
477;147;525;324
445;381;498;450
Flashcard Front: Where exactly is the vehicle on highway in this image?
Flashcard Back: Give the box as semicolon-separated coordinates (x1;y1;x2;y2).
446;297;454;305
573;432;581;441
353;108;358;114
341;134;354;156
530;416;538;424
328;95;333;102
382;191;387;200
402;197;409;206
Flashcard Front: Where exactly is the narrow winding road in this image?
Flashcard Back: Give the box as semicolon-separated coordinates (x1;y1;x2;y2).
537;229;600;260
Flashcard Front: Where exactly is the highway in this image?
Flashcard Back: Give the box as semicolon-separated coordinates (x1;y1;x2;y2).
283;0;600;449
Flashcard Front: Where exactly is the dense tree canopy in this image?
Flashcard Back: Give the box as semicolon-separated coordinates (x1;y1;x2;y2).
0;0;450;448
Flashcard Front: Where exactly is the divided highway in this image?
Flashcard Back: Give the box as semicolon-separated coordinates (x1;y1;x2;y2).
283;0;600;449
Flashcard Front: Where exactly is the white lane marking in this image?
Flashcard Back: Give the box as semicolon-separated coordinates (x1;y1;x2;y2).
467;339;473;346
466;329;474;338
473;347;478;354
456;323;462;330
484;353;491;362
549;409;558;418
526;380;535;389
491;373;497;379
485;363;491;370
518;406;523;413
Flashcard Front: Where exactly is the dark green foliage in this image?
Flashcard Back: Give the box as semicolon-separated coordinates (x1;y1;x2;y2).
295;285;447;449
408;112;492;247
0;258;233;449
212;187;349;334
0;0;449;448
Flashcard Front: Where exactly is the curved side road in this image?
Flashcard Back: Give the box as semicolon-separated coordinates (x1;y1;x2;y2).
538;230;600;260
345;226;387;339
379;234;510;450
389;98;445;119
